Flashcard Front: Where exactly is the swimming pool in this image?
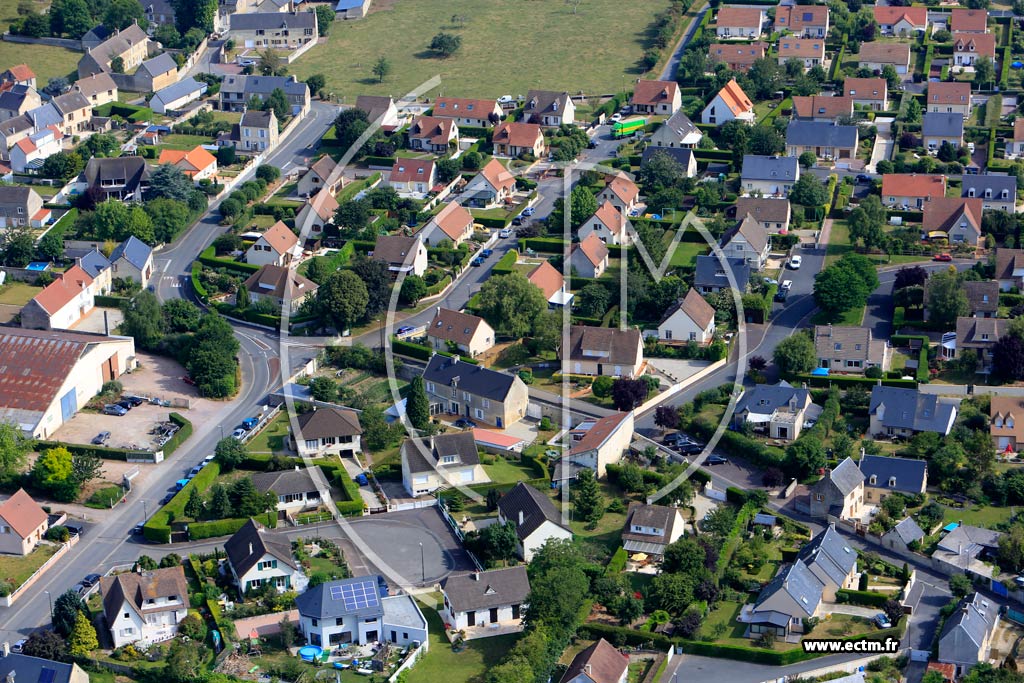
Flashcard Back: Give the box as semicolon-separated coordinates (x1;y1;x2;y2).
26;262;50;272
298;645;323;661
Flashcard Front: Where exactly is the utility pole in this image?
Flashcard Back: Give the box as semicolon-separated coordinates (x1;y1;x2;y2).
45;590;52;621
419;543;425;584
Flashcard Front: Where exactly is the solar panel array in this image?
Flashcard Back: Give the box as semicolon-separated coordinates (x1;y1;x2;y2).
329;579;380;610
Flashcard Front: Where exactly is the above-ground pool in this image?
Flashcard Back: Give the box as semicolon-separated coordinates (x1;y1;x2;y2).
298;645;323;662
26;262;50;272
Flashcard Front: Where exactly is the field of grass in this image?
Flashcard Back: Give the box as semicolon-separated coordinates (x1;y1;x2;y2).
158;134;217;151
0;0;79;85
0;543;59;587
941;502;1015;529
483;456;538;484
0;281;41;305
824;219;851;266
247;411;290;453
293;0;670;97
811;303;865;327
670;240;709;268
406;603;519;683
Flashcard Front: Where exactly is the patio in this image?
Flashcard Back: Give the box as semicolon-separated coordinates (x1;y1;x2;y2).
449;620;526;641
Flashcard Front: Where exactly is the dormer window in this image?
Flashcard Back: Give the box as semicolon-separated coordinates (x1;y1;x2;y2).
870;475;877;485
441;455;457;464
888;477;897;487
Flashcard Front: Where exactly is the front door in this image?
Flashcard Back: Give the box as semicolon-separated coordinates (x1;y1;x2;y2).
451;401;458;413
467;611;476;627
489;608;498;623
597;363;603;375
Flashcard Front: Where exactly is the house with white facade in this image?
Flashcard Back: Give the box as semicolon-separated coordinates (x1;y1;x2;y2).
225;518;305;594
553;412;634;484
441;566;529;637
290;407;362;458
700;79;754;125
401;431;488;497
0;488;48;556
101;566;189;648
497;482;573;561
297;575;428;648
578;200;631;246
246;221;301;267
655;289;716;344
20;265;95;331
253;467;326;517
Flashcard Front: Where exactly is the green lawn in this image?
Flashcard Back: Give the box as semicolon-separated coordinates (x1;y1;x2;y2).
247;411;290;454
406;602;519;683
293;0;671;97
158;134;217;151
0;281;41;306
824;219;852;266
0;543;59;587
670;240;709;268
941;503;1015;529
811;303;865;326
483;456;538;485
0;0;79;88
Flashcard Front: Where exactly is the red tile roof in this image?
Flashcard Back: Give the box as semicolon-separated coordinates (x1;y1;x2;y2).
872;6;927;28
631;79;680;107
4;65;35;82
954;32;996;58
430;201;474;241
778;40;825;59
605;174;639;205
389;158;435;183
922;197;982;235
527;260;564;300
714;6;763;28
792;95;853;119
0;488;47;539
158;145;216;176
881;174;947;199
929;81;971;106
409;115;456;146
573;232;609;267
592;200;628;236
259;221;299;255
709;42;767;70
857;42;911;66
32;264;93;315
433;97;499;123
717;78;754;115
777;5;829;30
951;8;988;32
492;121;543;149
844;77;887;101
478;158;516;194
1015;118;1024;141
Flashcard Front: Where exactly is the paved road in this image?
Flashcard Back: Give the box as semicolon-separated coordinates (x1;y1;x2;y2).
863;260;973;341
183;39;225;80
659;3;711;82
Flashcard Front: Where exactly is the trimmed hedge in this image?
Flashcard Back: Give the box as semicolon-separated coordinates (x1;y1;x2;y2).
198;246;261;275
34;440;142;461
606;547;628;574
190;262;208;302
794;374;917;389
189;513;275;540
392;338;479;364
94;294;128;308
364;155;396;167
163;412;192;456
836;588;890;608
687;419;786;470
144;461;224;543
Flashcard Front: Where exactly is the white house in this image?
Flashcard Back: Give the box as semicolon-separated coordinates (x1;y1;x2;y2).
224;518;305;594
371;234;428;278
296;575;428;648
596;174;640;215
20;265;95;331
294;189;338;238
569;232;610;279
401;431;489;497
578;200;631;246
290;407;362;458
247;221;301;267
417;201;474;247
0;488;48;556
656;288;716;344
559;412;634;480
497;482;573;561
10;125;62;173
721;213;771;270
101;567;189;648
560;639;629;683
621;503;685;560
252;466;325;516
700;79;755;125
440;566;529;637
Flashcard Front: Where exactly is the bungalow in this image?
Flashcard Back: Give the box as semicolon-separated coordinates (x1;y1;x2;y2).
844;77;888;111
641;146;697;178
714;6;765;38
933;525;1002;577
721;214;770;270
701;78;755;125
868;385;960;438
560;639;629;683
991;395;1024;452
101;566;189;647
709;42;767;72
923;112;965;151
922;197;982;246
597;173;640;214
785;121;858;160
569;232;610;279
296;576;427;648
859;454;927;505
656;288;716;344
620;503;685;560
938;593;998;678
157;145;217;184
150;77;207;115
295;188;339;236
527;260;573;308
0;488;48;556
523;90;575;127
630;79;682;115
857;42;912;75
962;174;1017;213
882;517;926;552
776;5;829;37
693;255;750;294
997;248;1024;290
963;280;999;318
253;466;325;516
808;456;865;520
556;411;634;483
497;481;573;561
355;95;399;127
372;234;428;278
462;159;516;208
109;235;154;287
814;324;888;374
418;201;474;247
748;560;824;638
881;174;947;209
733;381;818;441
407;115;458;153
954;33;996;67
873;6;928;35
10;126;62;174
431;97;502;127
955;317;1008;372
246;221;301;267
791;95;854;122
401;431;487;497
298;155;339;197
951;8;989;33
389;158;437;198
741;154;800;197
777;39;825;70
563;327;643;378
82;155;150;202
734;197;791;233
579;200;631;246
426;307;495;358
649;110;702;149
20;265;95;331
224;518;304;594
290;407;362;458
441;566;529;636
241;264;317;315
1008;119;1024;159
492;121;544;158
422;354;529;428
928;81;972;117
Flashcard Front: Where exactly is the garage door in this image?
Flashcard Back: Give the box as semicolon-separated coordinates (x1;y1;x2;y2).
60;389;77;421
910;650;930;662
999;436;1012;450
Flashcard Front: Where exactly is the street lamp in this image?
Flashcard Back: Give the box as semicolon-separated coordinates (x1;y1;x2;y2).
142;499;148;522
419;543;425;584
218;424;225;440
44;590;52;620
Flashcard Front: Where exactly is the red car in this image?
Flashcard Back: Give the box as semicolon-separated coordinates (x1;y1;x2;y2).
933;253;952;262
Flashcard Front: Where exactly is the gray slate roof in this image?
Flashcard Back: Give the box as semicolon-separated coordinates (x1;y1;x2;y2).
735;381;810;416
721;213;769;254
859;454;927;494
252;466;322;497
963;280;999;314
754;559;822;617
229;10;317;31
25;103;62;130
0;653;77;683
829;457;866;496
741;154;799;182
294;407;361;439
401;431;479;475
869;385;958;434
110;235;152;270
224;518;297;578
940;592;995;657
441;566;530;612
922;112;964;138
221;74;309;99
0;185;35;205
797;525;857;587
138;53;177;78
786;121;858;148
498;481;567;541
885;517;925;546
937;524;1002;555
152;77;206;108
641;146;694;170
693;255;750;290
423;354;517;402
77;249;111;278
961;173;1017;200
295;575;386;620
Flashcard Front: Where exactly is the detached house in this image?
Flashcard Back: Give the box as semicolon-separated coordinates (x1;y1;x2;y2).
997;248;1024;290
101;566;189;647
253;467;325;516
563;327;643;379
290;407;361;458
928;81;972;116
11;125;62;174
814;324;888;374
355;95;399;127
298;155;339;197
1008;119;1024;158
0;84;39;121
776;5;829;37
955;317;1008;373
109;235;154;287
922;197;982;246
621;503;685;560
297;575;427;648
922;112;965;151
401;431;487;497
427;307;495;358
733;381;819;441
528;260;573;308
882;517;926;552
721;214;770;270
791;95;853;122
462;159;516;208
497;482;573;561
735;197;791;233
523;90;575;127
561;412;635;482
150;77;207;115
954;33;996;66
127;53;178;94
295;188;339;236
441;566;529;636
579;200;631;246
714;6;765;38
777;40;825;70
844;77;888;111
242;264;317;315
432;97;502;127
570;232;610;279
808;457;865;520
225;518;303;594
422;354;529;428
874;6;927;35
20;265;95;331
158;145;217;184
741;154;800;197
991;395;1024;452
641;146;696;178
881;174;947;208
951;8;989;33
859;454;927;504
939;593;998;678
963;280;999;318
237;109;278;152
701;78;755;125
630;79;682;115
709;42;767;72
858;42;912;74
418;201;474;247
407;115;458;153
492;121;544;158
560;639;629;683
388;158;436;198
597;173;640;214
0;488;48;556
962;174;1017;213
372;234;428;277
0;64;35;90
868;385;959;437
247;221;301;267
693;255;750;294
747;560;824;638
656;288;716;344
785;121;858;160
933;525;1002;577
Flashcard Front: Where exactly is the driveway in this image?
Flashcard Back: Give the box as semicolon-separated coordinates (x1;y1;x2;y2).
825;603;879;618
867;117;895;173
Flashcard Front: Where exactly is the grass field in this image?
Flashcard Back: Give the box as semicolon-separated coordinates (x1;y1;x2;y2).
670;240;708;267
247;411;290;453
0;543;59;587
0;281;42;306
0;0;80;84
158;134;217;151
293;0;671;97
406;603;519;683
483;456;538;484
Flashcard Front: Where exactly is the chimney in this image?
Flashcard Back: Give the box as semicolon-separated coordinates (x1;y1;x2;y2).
436;306;441;318
828;323;833;337
584;665;592;676
249;542;253;555
452;354;460;364
518;510;524;525
472;572;479;581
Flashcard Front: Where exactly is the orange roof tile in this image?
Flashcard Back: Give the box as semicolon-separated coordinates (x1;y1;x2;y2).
844;77;887;101
32;264;93;315
951;8;988;32
527;260;564;300
605;174;639;205
259;221;299;255
777;5;829;30
158;146;216;176
872;6;927;28
954;32;996;58
778;40;825;59
573;232;609;267
929;81;972;106
881;174;947;199
430;201;474;241
4;65;34;82
0;488;47;539
858;42;911;66
718;79;754;116
631;79;680;107
592;200;628;236
714;6;764;28
709;42;767;70
792;95;853;119
390;158;435;183
433;97;500;122
493;121;543;149
478;158;516;193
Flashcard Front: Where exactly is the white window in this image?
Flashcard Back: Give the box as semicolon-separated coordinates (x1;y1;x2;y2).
474;408;484;419
426;382;435;393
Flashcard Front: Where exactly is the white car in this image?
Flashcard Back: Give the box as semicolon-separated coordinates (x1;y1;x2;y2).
498;228;512;238
231;427;246;440
610;113;623;123
789;255;803;270
497;95;513;104
968;142;976;153
12;640;25;653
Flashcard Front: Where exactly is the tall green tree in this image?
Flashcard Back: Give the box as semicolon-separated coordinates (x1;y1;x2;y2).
315;270;370;332
146;164;196;203
52;589;84;637
406;376;430;430
571;468;604;525
32;446;77;501
68;610;98;656
928;269;969;328
475;272;547;338
314;4;334;36
104;0;146;30
773;332;816;374
372;55;391;83
171;0;215;33
184;486;203;519
0;422;33;485
973;56;996;88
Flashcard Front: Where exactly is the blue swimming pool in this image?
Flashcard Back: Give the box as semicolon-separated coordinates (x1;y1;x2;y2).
26;262;50;272
298;645;323;661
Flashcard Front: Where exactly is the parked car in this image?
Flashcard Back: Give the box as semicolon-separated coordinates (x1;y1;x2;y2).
855;174;872;184
788;255;802;270
471;256;485;267
174;479;189;492
188;465;203;478
65;522;84;536
933;253;952;262
610;113;623;122
511;217;523;226
160;493;174;505
676;442;705;455
103;404;128;416
481;248;493;258
354;473;369;486
72;582;87;596
11;640;25;654
499;228;513;237
242;417;259;430
132;523;144;535
122;395;145;407
522;207;535;217
202;454;216;465
873;613;892;629
706;455;729;465
453;418;477;429
82;573;102;588
91;431;111;445
116;400;134;412
231;427;246;439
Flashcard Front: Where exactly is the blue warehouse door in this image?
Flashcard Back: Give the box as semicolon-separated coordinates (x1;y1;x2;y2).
60;389;76;421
